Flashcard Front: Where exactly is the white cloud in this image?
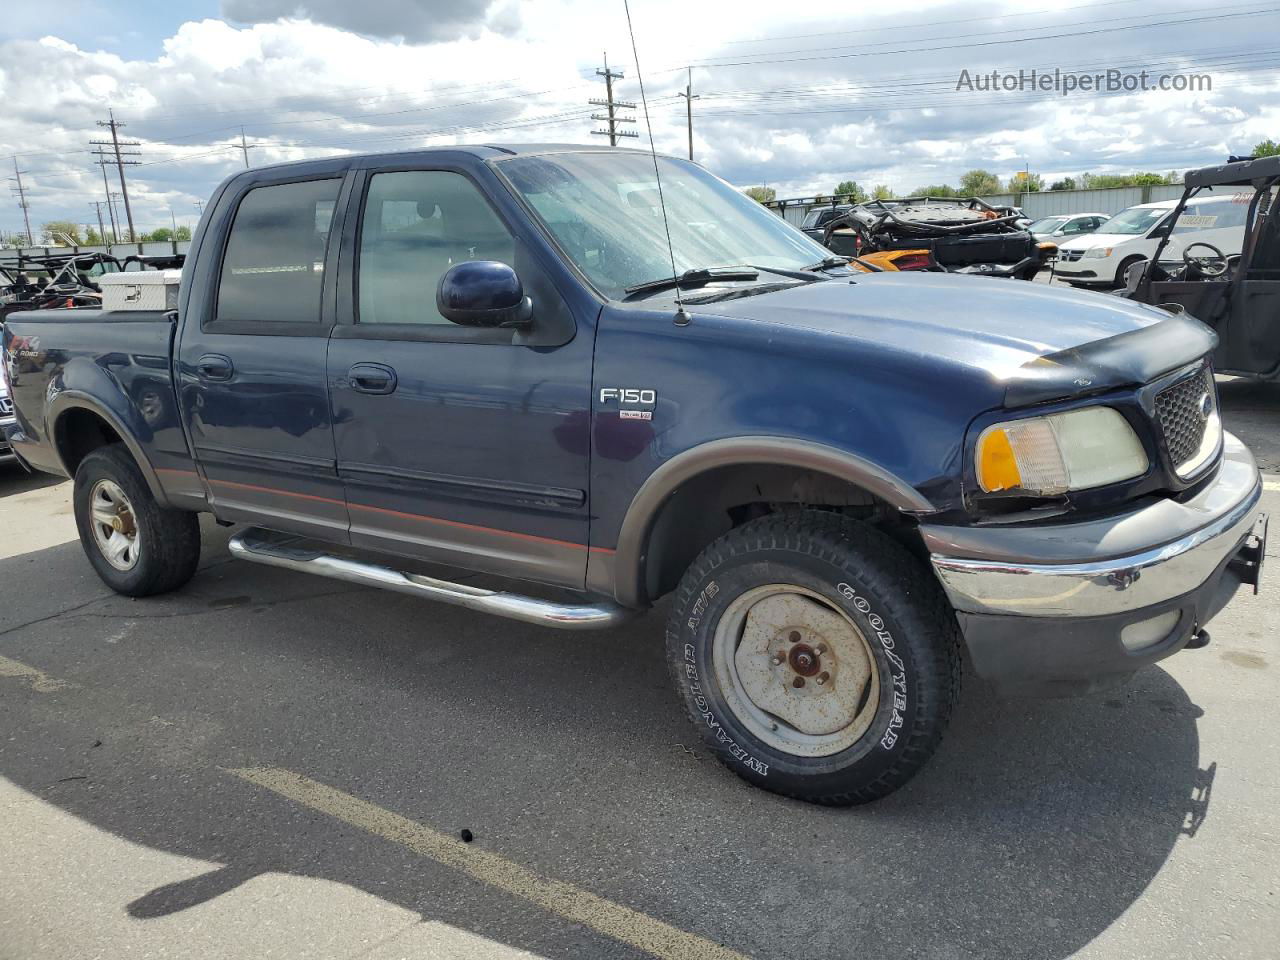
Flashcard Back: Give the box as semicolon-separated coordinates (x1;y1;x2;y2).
1;0;1278;238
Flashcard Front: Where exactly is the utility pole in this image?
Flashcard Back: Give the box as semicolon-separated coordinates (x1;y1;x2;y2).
91;111;140;242
90;201;108;244
91;147;119;242
9;158;34;246
169;207;178;233
193;199;204;216
677;67;699;161
109;193;123;242
235;126;258;168
590;53;637;146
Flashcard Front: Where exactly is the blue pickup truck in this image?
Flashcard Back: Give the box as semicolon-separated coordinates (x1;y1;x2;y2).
1;145;1265;804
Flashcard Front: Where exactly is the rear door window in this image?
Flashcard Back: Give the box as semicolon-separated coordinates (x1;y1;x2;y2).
216;179;342;325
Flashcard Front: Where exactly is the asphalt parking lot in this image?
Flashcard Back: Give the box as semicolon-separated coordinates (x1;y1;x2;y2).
2;384;1278;960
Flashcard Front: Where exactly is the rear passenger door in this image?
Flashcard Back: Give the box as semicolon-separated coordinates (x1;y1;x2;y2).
326;160;595;588
177;170;352;540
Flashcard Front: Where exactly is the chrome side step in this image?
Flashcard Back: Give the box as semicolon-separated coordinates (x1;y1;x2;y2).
228;528;635;631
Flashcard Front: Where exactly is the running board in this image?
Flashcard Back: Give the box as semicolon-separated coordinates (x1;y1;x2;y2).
227;528;635;631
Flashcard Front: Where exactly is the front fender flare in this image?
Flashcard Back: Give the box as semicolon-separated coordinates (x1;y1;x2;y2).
606;436;935;607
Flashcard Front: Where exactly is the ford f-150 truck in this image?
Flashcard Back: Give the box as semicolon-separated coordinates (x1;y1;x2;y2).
1;145;1266;804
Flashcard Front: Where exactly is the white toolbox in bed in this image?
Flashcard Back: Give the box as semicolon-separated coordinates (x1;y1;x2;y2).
98;270;182;312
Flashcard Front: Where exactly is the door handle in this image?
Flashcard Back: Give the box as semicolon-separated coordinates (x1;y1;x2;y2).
348;362;397;395
195;354;234;381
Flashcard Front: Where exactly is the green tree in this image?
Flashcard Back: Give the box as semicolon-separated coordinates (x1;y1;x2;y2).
1048;176;1077;191
743;185;776;203
1252;138;1280;158
1007;171;1043;193
175;225;192;241
833;180;867;202
42;220;82;245
958;169;1002;196
871;184;894;200
146;228;174;242
911;184;959;198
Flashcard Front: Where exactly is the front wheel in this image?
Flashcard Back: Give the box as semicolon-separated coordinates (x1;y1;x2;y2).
73;445;201;597
666;512;961;805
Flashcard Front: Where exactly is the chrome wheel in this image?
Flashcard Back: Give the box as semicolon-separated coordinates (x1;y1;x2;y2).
89;479;141;572
712;584;880;758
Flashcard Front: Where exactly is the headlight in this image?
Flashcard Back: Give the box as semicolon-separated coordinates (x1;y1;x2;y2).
1083;246;1114;259
976;407;1148;495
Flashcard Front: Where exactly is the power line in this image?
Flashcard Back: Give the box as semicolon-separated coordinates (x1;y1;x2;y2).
725;0;1157;44
91;110;140;242
590;53;637;146
683;7;1279;70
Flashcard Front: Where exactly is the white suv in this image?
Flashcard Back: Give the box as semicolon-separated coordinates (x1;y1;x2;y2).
1054;194;1249;288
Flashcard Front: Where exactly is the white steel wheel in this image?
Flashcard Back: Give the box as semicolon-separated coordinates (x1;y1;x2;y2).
712;583;881;758
89;478;142;572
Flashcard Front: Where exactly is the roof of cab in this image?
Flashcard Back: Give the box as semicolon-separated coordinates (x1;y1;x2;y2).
234;143;659;176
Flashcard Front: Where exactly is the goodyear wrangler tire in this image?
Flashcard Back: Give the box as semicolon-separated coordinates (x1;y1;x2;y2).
666;511;961;805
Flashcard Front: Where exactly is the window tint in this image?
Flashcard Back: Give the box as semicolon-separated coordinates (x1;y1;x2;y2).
358;170;515;326
217;179;341;324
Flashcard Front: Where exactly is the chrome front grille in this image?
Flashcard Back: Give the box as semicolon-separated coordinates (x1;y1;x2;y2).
1058;249;1084;262
1154;366;1218;477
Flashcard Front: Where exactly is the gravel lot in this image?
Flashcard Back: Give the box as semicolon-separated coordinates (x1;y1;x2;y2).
1;378;1277;960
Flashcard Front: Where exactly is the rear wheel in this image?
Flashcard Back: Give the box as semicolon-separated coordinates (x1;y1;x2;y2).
666;512;961;805
73;445;200;597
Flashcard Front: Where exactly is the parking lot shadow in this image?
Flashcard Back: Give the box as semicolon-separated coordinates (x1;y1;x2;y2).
0;463;64;496
0;531;1212;960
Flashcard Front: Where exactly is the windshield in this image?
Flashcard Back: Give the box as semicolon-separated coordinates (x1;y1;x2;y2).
1102;206;1170;235
1027;216;1067;233
499;151;830;299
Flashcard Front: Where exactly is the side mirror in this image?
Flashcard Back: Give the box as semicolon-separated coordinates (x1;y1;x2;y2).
1053;229;1066;236
436;260;532;328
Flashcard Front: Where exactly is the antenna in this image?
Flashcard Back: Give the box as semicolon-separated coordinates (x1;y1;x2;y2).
622;0;688;326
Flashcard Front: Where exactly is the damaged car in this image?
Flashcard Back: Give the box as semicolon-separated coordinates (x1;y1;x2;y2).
821;196;1055;279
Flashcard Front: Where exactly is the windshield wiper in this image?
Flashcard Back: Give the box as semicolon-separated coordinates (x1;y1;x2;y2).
682;280;810;305
623;267;759;299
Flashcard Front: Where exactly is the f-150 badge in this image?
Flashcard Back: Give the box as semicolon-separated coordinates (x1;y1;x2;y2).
600;387;655;420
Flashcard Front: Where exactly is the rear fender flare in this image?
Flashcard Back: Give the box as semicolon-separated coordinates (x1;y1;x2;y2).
48;391;171;507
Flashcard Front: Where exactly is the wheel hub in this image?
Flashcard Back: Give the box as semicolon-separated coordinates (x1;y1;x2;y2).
89;479;141;572
723;589;877;745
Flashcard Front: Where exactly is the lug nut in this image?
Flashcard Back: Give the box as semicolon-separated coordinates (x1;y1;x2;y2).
792;677;805;688
789;631;801;643
770;654;784;666
816;672;829;686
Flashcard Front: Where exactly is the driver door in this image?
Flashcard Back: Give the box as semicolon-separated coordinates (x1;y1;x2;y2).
326;161;596;588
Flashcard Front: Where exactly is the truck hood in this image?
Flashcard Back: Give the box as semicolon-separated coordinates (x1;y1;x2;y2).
688;270;1215;407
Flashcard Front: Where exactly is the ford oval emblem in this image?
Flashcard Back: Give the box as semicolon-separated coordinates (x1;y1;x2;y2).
1198;392;1213;419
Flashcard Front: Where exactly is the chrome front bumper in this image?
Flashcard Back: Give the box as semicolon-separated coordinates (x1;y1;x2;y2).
924;433;1261;618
